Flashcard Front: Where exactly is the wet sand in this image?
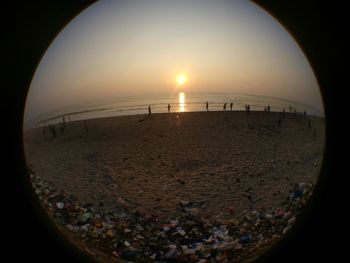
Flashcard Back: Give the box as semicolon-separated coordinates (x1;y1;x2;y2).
24;111;325;221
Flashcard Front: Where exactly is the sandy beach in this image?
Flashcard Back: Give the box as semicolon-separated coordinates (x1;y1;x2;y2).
24;111;324;222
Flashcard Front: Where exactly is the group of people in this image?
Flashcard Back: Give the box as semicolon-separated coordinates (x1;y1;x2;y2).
147;102;316;140
42;116;90;141
42;116;69;139
222;102;234;111
148;101;239;115
245;104;250;114
41;103;317;142
264;105;271;112
146;102;297;116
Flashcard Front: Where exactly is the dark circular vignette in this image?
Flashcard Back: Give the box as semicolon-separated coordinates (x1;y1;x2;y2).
4;0;342;262
251;1;328;263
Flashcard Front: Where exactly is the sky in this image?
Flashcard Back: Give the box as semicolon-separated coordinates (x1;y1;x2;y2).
24;0;324;122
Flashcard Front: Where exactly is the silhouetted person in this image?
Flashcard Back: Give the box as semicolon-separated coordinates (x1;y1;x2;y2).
148;105;152;115
168;104;171;113
230;102;233;111
60;123;64;135
49;125;56;138
223;102;227;111
267;105;270;113
264;106;267;112
206;101;209;111
304;111;307;119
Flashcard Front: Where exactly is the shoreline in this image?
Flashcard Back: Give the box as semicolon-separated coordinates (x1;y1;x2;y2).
25;110;325;131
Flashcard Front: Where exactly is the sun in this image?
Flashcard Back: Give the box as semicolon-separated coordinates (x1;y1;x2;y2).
176;74;187;86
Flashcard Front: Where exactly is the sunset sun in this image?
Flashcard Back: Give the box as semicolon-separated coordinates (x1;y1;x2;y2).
176;74;187;86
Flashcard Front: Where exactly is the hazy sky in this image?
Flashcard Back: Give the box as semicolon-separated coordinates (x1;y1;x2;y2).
25;0;323;121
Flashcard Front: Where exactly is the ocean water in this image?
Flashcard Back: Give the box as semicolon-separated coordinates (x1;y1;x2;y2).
26;92;324;129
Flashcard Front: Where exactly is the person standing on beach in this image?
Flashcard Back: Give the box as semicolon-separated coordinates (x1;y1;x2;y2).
49;125;56;138
206;101;209;111
264;106;267;112
52;126;56;138
148;105;152;115
223;102;227;111
168;104;171;113
267;105;270;113
230;102;233;111
246;104;250;114
60;122;64;135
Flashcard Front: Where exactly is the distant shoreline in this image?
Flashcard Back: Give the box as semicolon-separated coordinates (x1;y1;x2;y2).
24;108;325;132
24;92;324;130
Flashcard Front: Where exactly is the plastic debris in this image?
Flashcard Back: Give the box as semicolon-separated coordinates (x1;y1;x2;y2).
182;246;196;255
29;169;315;263
199;246;211;259
176;226;186;236
77;212;93;225
56;201;65;209
239;234;253;244
80;224;90;231
164;248;180;259
124;241;130;247
274;208;286;218
170;219;179;227
105;229;115;238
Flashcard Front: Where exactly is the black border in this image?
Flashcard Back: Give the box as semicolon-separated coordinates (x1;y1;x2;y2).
3;1;343;262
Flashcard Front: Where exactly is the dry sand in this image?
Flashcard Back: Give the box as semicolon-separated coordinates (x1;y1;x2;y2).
24;111;325;221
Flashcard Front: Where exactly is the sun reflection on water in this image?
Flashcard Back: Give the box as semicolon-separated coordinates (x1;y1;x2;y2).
179;92;186;112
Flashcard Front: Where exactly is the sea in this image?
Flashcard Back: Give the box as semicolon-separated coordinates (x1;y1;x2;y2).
25;92;324;129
